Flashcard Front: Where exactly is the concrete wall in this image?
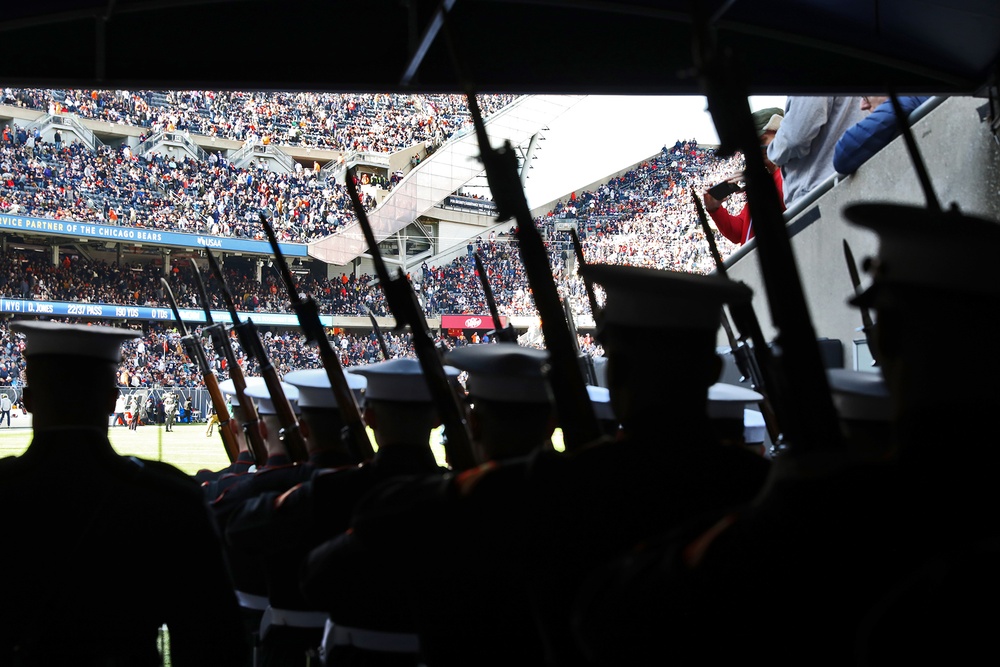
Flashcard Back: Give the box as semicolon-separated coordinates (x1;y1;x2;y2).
723;96;1000;370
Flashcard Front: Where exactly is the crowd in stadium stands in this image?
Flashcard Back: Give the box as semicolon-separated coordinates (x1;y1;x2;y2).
0;137;377;243
0;318;420;391
419;141;746;320
0;139;742;315
0;137;747;392
535;141;742;316
1;89;518;153
0;89;520;245
420;231;540;317
0;93;740;260
0;316;591;397
0;247;394;317
557;140;743;269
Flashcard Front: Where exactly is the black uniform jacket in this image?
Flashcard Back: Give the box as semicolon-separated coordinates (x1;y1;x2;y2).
0;428;247;666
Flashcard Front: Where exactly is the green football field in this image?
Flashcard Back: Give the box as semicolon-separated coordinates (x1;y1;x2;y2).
0;420;564;473
0;421;476;473
0;422;236;474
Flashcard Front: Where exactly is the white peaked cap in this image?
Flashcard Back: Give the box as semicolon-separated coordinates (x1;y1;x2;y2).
826;368;891;422
12;320;140;363
245;380;300;415
707;382;764;420
352;358;459;403
743;409;767;444
218;376;266;408
284;367;367;409
587;384;617;422
445;343;553;404
845;204;1000;302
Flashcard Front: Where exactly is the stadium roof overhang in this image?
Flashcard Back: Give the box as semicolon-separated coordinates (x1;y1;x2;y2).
1;1;997;97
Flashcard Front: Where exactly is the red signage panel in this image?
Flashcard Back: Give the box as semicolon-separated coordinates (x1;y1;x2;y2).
440;314;507;330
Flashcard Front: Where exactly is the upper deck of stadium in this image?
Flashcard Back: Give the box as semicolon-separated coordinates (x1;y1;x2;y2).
0;89;526;249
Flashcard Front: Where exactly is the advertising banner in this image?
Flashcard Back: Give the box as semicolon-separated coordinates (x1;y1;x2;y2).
440;314;506;330
0;298;322;327
0;213;308;257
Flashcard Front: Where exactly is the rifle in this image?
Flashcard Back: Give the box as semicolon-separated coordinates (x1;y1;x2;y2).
190;259;268;466
465;92;602;453
472;251;517;343
160;277;239;463
258;212;376;463
204;249;310;463
843;240;879;366
694;192;783;447
344;171;476;471
366;307;391;360
719;309;782;447
692;13;841;453
562;296;599;387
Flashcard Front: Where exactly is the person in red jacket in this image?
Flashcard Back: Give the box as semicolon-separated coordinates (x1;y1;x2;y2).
703;107;785;245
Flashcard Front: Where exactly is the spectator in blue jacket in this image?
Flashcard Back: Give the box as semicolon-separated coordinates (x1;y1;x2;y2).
833;95;931;175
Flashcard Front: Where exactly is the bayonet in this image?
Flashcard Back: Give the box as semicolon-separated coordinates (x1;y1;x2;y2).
843;240;879;366
562;296;598;387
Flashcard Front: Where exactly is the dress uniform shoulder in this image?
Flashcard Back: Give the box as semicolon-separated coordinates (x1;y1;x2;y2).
121;457;208;506
136;457;200;484
255;462;298;477
454;461;499;497
350;472;455;544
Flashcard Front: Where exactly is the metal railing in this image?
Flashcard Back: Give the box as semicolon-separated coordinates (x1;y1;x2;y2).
229;141;296;173
26;113;105;151
355;151;391;167
133;131;210;161
320;150;391;184
162;132;210;162
135;132;162;156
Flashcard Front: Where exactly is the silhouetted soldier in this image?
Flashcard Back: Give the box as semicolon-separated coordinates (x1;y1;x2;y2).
388;343;559;666
845;203;1000;664
523;264;772;665
225;367;367;667
0;320;247;666
300;358;456;666
210;379;303;666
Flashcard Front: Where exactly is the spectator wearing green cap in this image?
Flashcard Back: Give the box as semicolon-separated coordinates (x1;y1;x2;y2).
703;106;786;245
